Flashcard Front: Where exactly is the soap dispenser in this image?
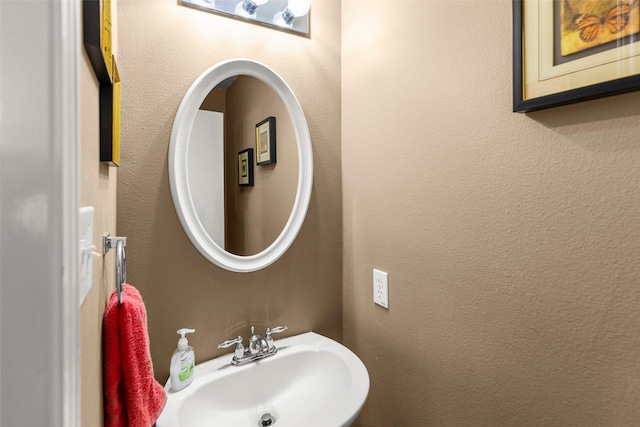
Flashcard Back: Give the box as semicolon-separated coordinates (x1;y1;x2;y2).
170;328;196;392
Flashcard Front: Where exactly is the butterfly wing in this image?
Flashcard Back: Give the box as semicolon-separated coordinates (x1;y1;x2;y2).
604;3;631;34
574;14;603;41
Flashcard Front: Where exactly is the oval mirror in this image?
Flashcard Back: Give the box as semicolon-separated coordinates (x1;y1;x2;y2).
169;59;313;272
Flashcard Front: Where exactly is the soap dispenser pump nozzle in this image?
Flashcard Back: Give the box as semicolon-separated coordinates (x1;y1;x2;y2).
177;328;195;351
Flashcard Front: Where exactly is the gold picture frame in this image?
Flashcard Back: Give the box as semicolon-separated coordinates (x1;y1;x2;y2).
83;0;113;84
100;58;121;166
255;117;276;165
514;0;640;112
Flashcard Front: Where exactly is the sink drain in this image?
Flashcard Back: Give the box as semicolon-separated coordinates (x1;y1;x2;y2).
259;413;276;426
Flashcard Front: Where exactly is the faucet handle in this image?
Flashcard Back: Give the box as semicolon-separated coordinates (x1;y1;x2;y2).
265;325;288;337
217;335;243;348
217;335;245;359
265;326;287;350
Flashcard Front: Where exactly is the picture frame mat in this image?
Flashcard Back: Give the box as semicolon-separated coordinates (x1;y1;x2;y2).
523;0;640;100
255;116;275;165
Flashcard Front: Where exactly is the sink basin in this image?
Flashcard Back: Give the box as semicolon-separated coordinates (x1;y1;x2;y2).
156;332;369;427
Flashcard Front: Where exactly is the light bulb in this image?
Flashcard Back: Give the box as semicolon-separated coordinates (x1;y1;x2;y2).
273;0;310;27
287;0;310;17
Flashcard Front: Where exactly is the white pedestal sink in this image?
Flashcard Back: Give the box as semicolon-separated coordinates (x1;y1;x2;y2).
156;332;370;427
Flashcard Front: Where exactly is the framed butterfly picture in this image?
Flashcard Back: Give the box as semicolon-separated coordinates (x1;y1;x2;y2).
513;0;640;112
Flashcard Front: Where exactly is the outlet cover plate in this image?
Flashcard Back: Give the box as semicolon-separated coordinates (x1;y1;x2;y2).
79;206;94;305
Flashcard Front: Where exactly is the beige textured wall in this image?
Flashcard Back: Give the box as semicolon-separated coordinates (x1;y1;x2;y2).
80;52;118;426
225;76;298;255
342;1;640;426
117;0;342;382
80;1;119;425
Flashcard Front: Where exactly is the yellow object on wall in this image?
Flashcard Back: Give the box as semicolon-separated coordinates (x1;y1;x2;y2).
102;0;113;82
84;0;113;84
100;58;120;166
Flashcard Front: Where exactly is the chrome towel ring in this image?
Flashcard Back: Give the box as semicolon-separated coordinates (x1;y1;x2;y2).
103;234;127;304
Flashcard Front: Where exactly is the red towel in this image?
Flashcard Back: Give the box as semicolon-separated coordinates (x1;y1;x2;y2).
104;284;167;427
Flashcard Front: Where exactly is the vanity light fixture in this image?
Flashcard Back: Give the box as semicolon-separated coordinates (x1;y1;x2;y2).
180;0;310;37
273;0;310;28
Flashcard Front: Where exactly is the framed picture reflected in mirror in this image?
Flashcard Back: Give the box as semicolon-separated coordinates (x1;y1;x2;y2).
256;117;276;165
239;148;254;187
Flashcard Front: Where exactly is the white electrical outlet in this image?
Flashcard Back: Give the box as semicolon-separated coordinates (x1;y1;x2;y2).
373;269;389;309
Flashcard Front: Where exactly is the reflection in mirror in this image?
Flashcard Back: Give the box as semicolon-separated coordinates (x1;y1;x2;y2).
190;75;298;256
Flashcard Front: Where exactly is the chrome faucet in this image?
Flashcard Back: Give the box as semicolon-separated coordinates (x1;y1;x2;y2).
218;325;288;366
249;326;269;354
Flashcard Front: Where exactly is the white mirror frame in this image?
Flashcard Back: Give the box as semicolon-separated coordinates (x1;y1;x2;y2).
169;59;313;272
